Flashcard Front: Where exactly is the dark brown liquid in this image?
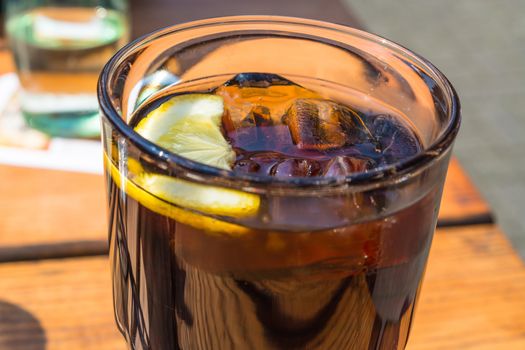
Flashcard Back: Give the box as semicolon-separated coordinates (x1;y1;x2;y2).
130;73;422;179
108;179;438;350
216;73;421;177
109;74;437;349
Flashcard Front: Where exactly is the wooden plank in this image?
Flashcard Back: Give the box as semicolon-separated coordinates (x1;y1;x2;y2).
0;257;124;350
0;225;524;349
438;158;494;227
0;165;106;247
408;225;525;349
0;241;107;263
0;42;14;75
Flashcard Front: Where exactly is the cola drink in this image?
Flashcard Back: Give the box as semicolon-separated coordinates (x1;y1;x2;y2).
105;73;443;350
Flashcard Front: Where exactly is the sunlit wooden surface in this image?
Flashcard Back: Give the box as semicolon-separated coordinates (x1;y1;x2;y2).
0;2;522;348
1;225;524;349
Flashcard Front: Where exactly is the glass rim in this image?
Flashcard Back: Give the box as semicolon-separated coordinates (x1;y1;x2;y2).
98;15;460;191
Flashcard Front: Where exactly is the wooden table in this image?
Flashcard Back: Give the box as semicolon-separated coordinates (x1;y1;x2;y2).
1;1;524;349
2;159;524;350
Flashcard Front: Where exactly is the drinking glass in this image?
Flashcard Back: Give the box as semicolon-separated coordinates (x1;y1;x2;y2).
98;16;460;349
5;0;129;138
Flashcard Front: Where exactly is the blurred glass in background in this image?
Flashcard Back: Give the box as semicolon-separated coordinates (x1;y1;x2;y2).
4;0;129;138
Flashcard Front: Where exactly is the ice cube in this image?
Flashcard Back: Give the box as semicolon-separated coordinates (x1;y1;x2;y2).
222;113;259;150
233;153;323;177
271;159;322;177
223;73;296;88
224;112;295;153
283;98;347;150
233;152;283;176
232;159;261;174
365;114;421;162
223;105;272;131
247;105;273;127
338;105;377;146
215;73;321;130
222;105;273;150
323;156;374;177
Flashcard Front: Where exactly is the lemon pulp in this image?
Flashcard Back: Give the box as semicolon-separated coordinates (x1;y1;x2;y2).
135;94;235;170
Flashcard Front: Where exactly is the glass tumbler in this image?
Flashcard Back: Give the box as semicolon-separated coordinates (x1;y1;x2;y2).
98;16;460;350
5;0;129;138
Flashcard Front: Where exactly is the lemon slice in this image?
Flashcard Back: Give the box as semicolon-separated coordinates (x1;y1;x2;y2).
135;94;235;170
135;173;259;217
115;93;260;235
104;154;258;236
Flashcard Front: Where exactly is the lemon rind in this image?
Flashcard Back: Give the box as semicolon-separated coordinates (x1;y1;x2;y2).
104;154;253;236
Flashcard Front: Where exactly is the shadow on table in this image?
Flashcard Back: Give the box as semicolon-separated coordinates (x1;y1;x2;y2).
0;300;46;350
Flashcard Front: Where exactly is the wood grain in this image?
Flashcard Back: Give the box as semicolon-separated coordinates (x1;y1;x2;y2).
1;225;524;349
0;165;106;247
408;225;525;349
176;260;378;349
0;257;124;350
